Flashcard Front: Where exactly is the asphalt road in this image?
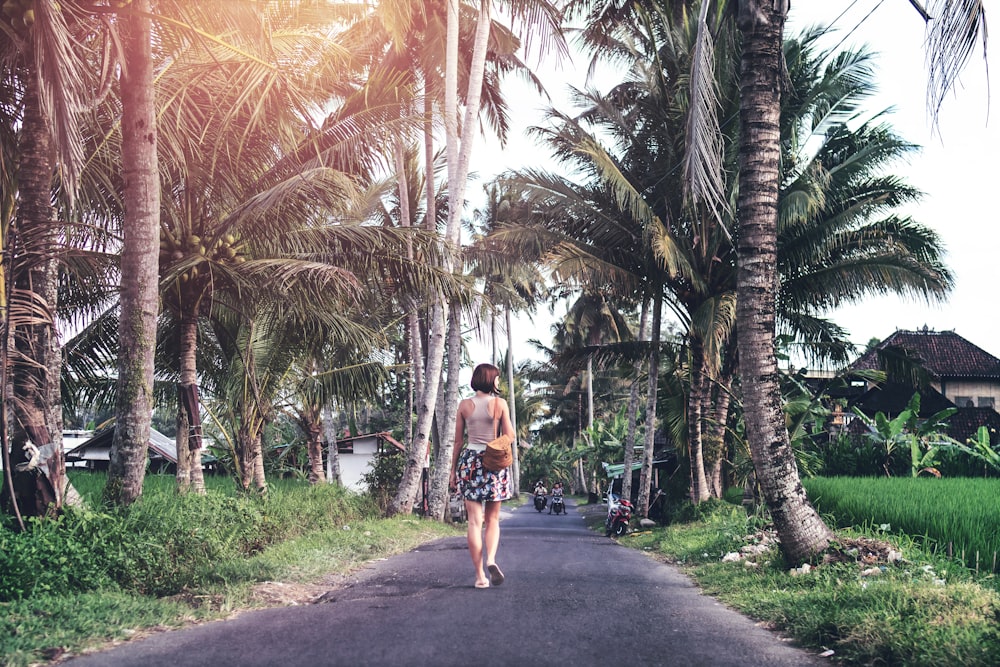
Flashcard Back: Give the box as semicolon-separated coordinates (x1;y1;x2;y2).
65;498;827;667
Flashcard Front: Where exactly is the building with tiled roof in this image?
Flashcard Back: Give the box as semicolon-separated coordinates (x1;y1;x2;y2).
844;328;1000;448
851;327;1000;411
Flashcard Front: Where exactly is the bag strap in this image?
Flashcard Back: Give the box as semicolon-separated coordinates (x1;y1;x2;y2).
490;398;500;438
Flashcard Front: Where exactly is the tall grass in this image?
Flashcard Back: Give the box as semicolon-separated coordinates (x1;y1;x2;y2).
804;476;1000;573
1;472;375;600
2;472;457;667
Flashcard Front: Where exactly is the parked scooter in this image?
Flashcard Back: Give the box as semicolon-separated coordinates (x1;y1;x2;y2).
549;494;565;515
605;498;633;537
534;493;547;512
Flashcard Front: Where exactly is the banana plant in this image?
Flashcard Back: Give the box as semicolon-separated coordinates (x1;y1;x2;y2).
851;393;956;477
940;425;1000;474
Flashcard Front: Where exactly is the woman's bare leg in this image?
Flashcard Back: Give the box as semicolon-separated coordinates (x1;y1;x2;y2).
465;500;488;586
483;500;501;567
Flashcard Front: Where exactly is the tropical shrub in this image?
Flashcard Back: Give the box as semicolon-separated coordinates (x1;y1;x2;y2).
851;393;956;477
361;450;405;513
810;432;886;477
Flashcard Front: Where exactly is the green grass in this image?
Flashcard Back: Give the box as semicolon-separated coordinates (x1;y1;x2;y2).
804;476;1000;572
17;473;1000;667
1;473;460;666
2;591;213;665
614;500;1000;666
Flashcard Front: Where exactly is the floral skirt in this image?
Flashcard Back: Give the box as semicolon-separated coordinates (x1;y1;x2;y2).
456;448;511;502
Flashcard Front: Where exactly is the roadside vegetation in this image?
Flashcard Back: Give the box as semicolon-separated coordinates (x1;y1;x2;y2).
593;486;1000;667
1;4;997;666
6;471;1000;666
0;472;459;666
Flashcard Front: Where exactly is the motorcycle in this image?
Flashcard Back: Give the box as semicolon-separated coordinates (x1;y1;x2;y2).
533;493;547;512
605;498;633;537
550;495;565;515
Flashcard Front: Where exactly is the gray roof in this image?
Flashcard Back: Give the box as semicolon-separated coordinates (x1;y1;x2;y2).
66;427;177;463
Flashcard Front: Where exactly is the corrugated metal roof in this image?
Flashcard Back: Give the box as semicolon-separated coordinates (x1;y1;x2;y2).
66;427;177;463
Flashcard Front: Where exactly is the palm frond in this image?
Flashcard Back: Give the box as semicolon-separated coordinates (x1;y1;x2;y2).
683;0;728;224
923;0;988;130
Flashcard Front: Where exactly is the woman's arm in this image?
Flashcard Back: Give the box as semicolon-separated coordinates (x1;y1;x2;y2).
449;400;469;485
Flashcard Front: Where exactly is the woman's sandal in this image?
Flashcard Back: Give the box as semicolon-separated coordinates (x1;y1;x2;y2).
474;579;490;589
487;563;504;586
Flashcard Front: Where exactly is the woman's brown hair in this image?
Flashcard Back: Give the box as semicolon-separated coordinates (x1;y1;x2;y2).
470;363;501;394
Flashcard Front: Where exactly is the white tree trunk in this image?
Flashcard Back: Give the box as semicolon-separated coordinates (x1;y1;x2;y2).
322;403;341;485
445;0;491;245
428;307;464;519
506;308;520;496
637;292;662;518
587;356;594;429
621;299;649;504
389;0;493;518
389;302;446;516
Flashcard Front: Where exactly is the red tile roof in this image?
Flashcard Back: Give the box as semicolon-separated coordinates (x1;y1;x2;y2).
852;329;1000;379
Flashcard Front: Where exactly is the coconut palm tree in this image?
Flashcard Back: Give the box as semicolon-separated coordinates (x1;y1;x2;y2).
279;353;393;486
0;0;108;516
108;1;422;494
453;181;549;506
726;0;985;563
105;0;162;506
388;0;564;517
57;2;464;499
500;3;955;517
496;0;729;511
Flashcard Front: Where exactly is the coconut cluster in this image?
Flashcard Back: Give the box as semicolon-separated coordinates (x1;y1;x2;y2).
160;231;245;283
2;0;36;33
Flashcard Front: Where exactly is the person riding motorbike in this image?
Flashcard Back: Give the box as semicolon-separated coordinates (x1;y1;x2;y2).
548;482;565;514
533;479;548;511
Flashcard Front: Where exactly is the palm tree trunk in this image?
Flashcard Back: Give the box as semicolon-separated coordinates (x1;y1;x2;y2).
687;339;710;502
637;291;662;518
251;431;267;493
705;373;730;497
621;299;649;504
505;307;520;496
389;301;446;516
8;68;60;516
306;421;324;485
736;0;832;564
427;306;463;520
391;0;492;518
106;0;160;506
175;390;191;491
322;402;342;484
399;129;421;452
706;351;736;498
388;0;463;518
586;355;594;429
237;423;267;494
175;312;205;493
446;0;492;246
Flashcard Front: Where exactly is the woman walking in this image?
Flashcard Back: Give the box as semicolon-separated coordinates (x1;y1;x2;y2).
449;363;515;588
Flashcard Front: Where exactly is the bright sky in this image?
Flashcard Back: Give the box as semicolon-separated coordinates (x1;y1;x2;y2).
788;2;1000;361
468;1;1000;369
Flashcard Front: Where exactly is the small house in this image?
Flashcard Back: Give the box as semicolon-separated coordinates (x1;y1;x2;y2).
335;431;406;492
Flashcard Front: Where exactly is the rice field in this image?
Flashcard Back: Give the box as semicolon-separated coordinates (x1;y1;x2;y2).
804;476;1000;573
